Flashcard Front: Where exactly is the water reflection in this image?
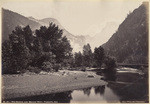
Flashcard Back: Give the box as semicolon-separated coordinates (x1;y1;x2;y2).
71;85;120;103
6;82;147;103
5;91;73;103
96;70;116;81
103;73;116;81
5;85;120;103
82;87;91;96
107;78;149;102
4;67;148;103
94;85;105;95
94;68;148;103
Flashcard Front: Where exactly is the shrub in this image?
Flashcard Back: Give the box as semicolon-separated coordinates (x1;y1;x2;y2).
104;56;116;69
27;66;41;74
41;61;53;72
53;64;61;72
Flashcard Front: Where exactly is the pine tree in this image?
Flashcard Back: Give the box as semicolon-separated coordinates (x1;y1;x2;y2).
94;46;105;68
82;44;93;67
74;51;83;67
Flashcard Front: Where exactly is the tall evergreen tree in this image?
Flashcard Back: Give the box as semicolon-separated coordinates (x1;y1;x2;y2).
74;51;83;67
94;46;105;68
23;25;34;50
82;44;93;67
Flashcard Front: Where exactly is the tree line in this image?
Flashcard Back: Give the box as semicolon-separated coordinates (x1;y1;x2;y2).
73;43;116;70
2;22;116;74
2;23;73;74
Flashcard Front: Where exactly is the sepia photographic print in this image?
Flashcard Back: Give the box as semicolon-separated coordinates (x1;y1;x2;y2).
1;0;149;103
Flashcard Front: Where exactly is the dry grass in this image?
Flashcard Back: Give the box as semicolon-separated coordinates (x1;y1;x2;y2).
2;70;107;100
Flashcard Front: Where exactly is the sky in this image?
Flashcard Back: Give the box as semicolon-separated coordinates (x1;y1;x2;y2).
1;0;145;36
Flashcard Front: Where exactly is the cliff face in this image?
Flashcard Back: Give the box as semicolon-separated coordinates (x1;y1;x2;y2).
102;3;149;64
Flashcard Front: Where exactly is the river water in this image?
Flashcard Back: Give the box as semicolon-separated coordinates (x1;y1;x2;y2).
70;86;120;103
4;67;148;103
70;67;148;103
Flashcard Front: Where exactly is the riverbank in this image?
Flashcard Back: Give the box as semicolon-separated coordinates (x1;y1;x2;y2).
2;70;107;100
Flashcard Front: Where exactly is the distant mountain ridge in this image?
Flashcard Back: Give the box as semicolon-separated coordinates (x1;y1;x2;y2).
29;17;88;52
2;9;41;41
2;8;86;52
86;22;119;50
102;3;149;64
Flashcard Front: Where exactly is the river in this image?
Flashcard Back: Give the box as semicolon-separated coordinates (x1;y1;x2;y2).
4;67;148;103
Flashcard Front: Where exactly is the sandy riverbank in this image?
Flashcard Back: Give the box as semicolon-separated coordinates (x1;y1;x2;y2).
2;70;107;100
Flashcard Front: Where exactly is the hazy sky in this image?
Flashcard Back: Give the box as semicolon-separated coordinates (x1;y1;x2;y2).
2;0;145;36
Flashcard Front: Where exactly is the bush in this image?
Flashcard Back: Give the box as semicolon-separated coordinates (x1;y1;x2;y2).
53;64;61;72
27;66;41;74
103;56;117;79
104;56;116;69
41;61;53;72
